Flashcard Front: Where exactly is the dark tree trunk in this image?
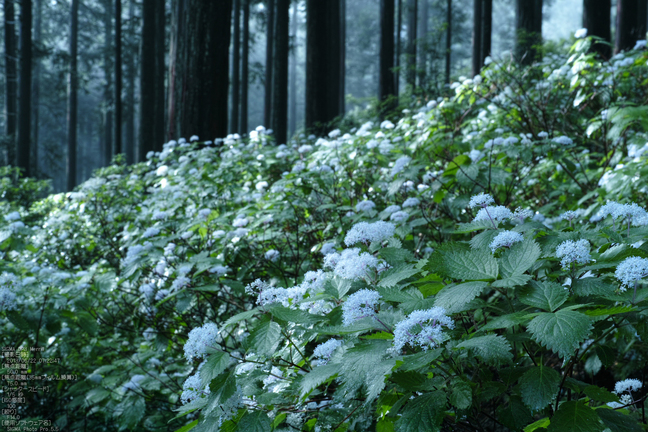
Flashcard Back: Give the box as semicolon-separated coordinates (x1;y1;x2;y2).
241;0;249;135
167;0;183;141
379;0;396;113
114;0;122;155
615;0;646;53
139;0;155;160
583;0;611;58
17;0;32;175
272;0;289;144
305;0;341;134
166;0;232;141
418;0;428;86
288;1;297;137
103;0;113;165
339;0;346;115
395;0;402;94
406;0;417;88
264;0;275;128
471;0;482;77
515;0;542;64
482;0;491;66
125;0;136;164
67;0;78;190
445;0;451;84
231;0;240;134
32;0;42;175
153;0;165;151
4;0;17;155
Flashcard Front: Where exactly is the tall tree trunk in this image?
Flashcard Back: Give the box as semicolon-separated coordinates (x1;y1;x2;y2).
406;0;417;89
125;0;136;164
418;0;428;86
166;0;232;141
167;0;183;141
471;0;482;77
395;0;402;95
305;0;341;134
67;0;78;190
288;1;297;137
231;0;240;134
615;0;645;53
379;0;396;114
583;0;611;59
445;0;451;84
264;0;275;128
4;0;17;166
515;0;542;64
103;0;113;165
339;0;346;115
153;0;165;151
17;0;32;175
32;0;42;175
241;0;249;135
139;0;155;160
114;0;122;155
272;0;289;144
482;0;491;67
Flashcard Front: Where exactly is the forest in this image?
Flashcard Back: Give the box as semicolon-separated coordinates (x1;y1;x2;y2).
2;0;648;431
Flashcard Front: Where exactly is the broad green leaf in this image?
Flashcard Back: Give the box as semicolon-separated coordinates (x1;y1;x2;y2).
527;310;592;358
597;408;643;432
491;274;531;288
583;385;619;403
174;420;199;432
221;309;258;330
396;348;443;372
500;239;541;277
456;335;513;366
572;277;613;297
519;365;560;411
378;265;420;287
524;418;551;432
449;379;472;410
379;247;415;265
200;351;231;388
268;305;321;324
113;396;146;429
582;305;635;317
338;341;396;404
249;319;282;357
395;391;445;432
235;411;272;432
443;250;499;281
480;312;529;332
469;229;499;250
205;370;238;416
546;401;605;432
453;220;494;234
299;364;342;398
519;281;568;312
434;281;489;313
378;286;423;303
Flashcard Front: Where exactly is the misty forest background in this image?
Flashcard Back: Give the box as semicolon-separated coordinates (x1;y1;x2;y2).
1;0;645;194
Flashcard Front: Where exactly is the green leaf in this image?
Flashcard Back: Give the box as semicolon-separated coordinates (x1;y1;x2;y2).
395;391;445;432
500;239;541;277
221;309;258;330
434;281;489;313
519;281;568;312
519;365;560;411
527;310;592;358
378;265;420;287
443;250;499;281
113;396;146;429
174;420;199;432
523;417;550;432
299;363;341;398
480;312;530;332
235;411;272;432
572;278;612;297
491;274;532;288
597;408;643;432
546;401;605;432
453;220;494;234
583;385;619;403
268;305;321;324
249;319;283;357
206;370;237;415
200;352;231;388
456;335;513;366
582;305;635;317
396;348;442;372
338;341;396;404
449;379;472;410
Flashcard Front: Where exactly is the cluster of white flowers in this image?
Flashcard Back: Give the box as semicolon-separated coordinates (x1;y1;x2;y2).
342;289;382;326
0;286;18;311
344;221;395;246
553;136;573;145
402;197;420;208
473;206;513;223
390;211;410;223
142;227;160;238
392;307;454;352
323;248;383;281
469;193;494;209
382;205;401;215
555;239;591;269
511;208;534;223
615;378;643;395
391;156;411;177
264;249;280;262
320;242;337;255
152;210;168;220
595;201;648;225
257;284;308;308
489;230;524;252
198;208;211;219
355;200;376;213
574;28;588;38
615;257;648;291
123;374;145;392
312;339;343;365
560;210;581;222
209;265;230;276
232;217;249;227
184;323;219;361
4;211;21;222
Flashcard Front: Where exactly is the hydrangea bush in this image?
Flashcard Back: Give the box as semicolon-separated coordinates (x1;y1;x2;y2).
2;37;648;431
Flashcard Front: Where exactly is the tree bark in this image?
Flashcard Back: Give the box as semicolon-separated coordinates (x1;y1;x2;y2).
17;0;32;176
418;0;428;86
482;0;492;66
139;0;155;160
473;0;492;76
114;0;122;155
264;0;275;128
445;0;451;84
339;0;346;115
231;0;240;134
32;0;42;175
395;0;402;94
515;0;542;65
153;0;165;151
241;0;249;135
379;0;396;113
103;0;113;165
615;0;645;53
4;0;16;166
583;0;611;59
406;0;417;88
272;0;289;144
125;0;136;164
288;1;297;137
471;0;482;77
67;0;78;190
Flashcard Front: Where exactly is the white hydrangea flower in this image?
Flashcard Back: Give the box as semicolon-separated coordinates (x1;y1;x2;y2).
380;120;395;129
402;197;420;208
142;227;160;238
152;210;168;220
574;28;588;38
383;205;401;215
265;249;280;262
390;211;410;223
184;323;219;361
0;287;18;311
615;257;648;291
555;239;591;269
355;200;376;213
342;289;382;326
560;210;581;221
181;373;211;404
615;378;643;395
330;248;382;281
312;339;343;365
344;221;395;246
392;307;454;352
4;211;20;222
553;136;573;145
391;156;411;177
209;265;230;276
257;285;308;308
232;217;249;227
538;131;549;138
489;230;524;252
469;193;495;208
473;206;512;223
511;208;534;223
302;270;327;292
320;242;337;255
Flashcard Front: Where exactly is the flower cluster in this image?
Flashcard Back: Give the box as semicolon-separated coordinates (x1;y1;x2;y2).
341;289;381;326
355;200;376;213
489;230;524;252
312;339;343;365
344;221;395;246
468;193;494;208
555;239;591;269
473;206;512;224
323;248;383;281
184;323;219;361
615;257;648;291
392;307;454;352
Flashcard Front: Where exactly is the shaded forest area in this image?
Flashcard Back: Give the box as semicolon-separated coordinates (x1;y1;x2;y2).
0;0;647;192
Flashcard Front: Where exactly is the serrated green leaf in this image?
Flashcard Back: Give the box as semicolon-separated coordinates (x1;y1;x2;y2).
174;420;199;432
221;309;258;330
523;417;550;432
582;305;635;317
396;348;443;372
519;281;568;312
379;247;415;265
500;239;541;277
456;335;512;366
479;312;530;332
299;363;341;398
597;407;643;432
378;265;420;287
470;230;499;250
268;305;321;324
449;379;472;410
453;220;494;233
235;411;272;432
395;391;445;432
378;286;423;303
205;370;237;416
338;341;396;404
249;319;282;357
519;365;560;411
434;281;489;313
546;401;605;432
113;396;146;429
527;310;592;358
443;250;499;281
491;274;532;288
572;278;607;299
200;352;231;388
583;385;619;403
